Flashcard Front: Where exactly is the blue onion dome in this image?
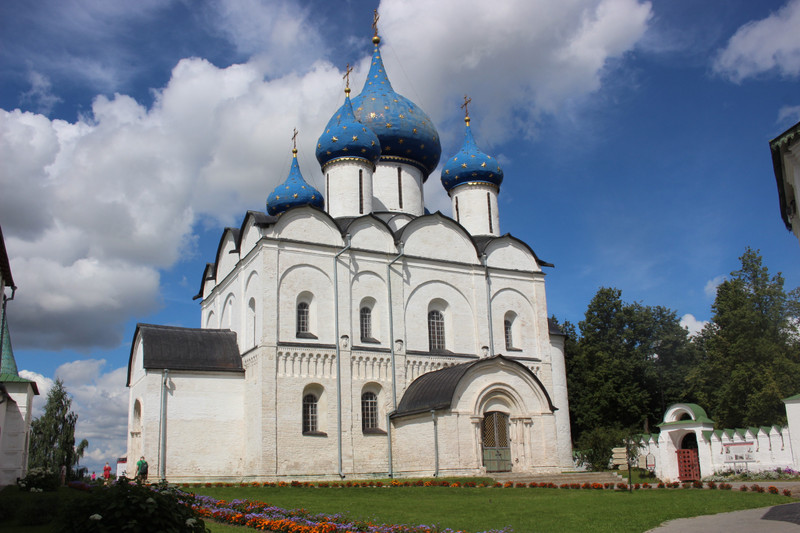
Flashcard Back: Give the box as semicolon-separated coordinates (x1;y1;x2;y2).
441;115;503;193
266;148;324;216
347;35;441;178
316;87;381;169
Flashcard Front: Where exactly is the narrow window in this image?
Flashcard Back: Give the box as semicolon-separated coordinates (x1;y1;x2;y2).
487;193;493;233
326;173;330;206
359;169;364;214
504;319;513;350
360;307;372;341
397;167;403;209
362;392;378;430
428;310;445;351
303;394;318;433
297;302;309;334
455;197;460;222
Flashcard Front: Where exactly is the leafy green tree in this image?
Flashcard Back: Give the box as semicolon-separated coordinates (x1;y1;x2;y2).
28;379;88;480
688;248;800;428
561;287;695;444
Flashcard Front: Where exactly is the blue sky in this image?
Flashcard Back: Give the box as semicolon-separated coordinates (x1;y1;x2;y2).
1;0;799;474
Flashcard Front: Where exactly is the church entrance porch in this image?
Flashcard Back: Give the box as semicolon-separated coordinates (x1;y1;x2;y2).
482;411;511;472
676;433;700;481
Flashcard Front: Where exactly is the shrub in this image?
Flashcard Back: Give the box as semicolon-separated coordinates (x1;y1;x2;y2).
657;482;665;488
616;483;627;490
752;484;765;493
17;467;59;492
692;480;703;489
740;485;748;492
784;489;792;497
56;479;209;533
720;483;732;490
768;486;779;494
706;481;716;490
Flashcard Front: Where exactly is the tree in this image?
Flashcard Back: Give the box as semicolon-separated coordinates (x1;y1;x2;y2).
28;379;88;480
562;287;695;445
687;248;800;428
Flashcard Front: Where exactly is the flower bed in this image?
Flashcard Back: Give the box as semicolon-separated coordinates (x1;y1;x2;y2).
191;495;511;533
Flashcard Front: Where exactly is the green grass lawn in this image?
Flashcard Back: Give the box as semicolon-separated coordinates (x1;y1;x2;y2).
191;485;790;533
0;483;791;533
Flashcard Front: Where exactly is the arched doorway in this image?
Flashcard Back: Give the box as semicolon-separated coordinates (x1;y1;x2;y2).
482;411;511;472
676;432;700;481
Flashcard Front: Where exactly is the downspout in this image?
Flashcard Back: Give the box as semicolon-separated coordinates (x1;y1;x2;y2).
386;243;404;409
481;254;494;356
432;410;439;477
334;234;352;479
386;244;404;478
158;369;169;482
0;286;17;375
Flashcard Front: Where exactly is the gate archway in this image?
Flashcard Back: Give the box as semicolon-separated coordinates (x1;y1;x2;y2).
482;411;511;472
676;432;700;481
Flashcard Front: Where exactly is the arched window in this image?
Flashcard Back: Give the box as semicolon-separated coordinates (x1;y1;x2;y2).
361;392;378;431
503;311;519;351
504;319;513;349
248;298;257;348
296;302;309;335
360;307;372;341
302;393;318;434
428;310;445;352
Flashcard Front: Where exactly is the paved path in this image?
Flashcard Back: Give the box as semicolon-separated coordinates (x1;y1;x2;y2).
648;482;800;532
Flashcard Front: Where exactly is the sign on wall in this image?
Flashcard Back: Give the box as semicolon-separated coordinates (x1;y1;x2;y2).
724;442;755;463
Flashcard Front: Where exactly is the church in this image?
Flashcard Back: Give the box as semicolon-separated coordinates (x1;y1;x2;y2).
125;29;573;482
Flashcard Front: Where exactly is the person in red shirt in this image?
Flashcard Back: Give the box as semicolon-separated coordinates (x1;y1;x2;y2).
103;462;112;484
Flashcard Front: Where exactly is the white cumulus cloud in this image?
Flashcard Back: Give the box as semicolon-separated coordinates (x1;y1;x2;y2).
1;0;651;352
713;0;800;82
680;313;707;337
704;275;725;298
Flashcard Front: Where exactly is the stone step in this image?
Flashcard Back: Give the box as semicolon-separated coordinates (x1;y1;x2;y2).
491;471;626;485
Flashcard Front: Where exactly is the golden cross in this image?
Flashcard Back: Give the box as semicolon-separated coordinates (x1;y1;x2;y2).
291;128;299;151
343;63;353;90
461;95;472;118
372;9;380;37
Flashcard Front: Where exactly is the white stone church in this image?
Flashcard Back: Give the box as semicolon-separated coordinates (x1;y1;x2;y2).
126;32;573;482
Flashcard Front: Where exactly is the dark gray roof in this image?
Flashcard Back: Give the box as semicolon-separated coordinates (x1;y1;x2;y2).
127;324;243;386
0;225;14;289
392;354;555;418
548;318;565;336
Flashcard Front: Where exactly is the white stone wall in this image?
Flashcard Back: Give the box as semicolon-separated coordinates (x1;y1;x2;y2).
371;162;424;216
0;383;35;485
325;159;375;219
451;183;500;237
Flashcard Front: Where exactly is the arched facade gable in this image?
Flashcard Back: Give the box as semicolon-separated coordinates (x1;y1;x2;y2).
214;228;241;283
270;207;342;246
277;263;334;343
220;292;237;333
404;279;475;353
239;213;265;258
126;330;146;386
484;237;540;272
345;216;395;253
482;234;552;271
398;213;479;265
451;358;555;416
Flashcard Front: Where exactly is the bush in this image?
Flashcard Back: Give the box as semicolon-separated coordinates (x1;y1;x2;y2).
575;426;625;471
17;467;60;492
55;479;209;533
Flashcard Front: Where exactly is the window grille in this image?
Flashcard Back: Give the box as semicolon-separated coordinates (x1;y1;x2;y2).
360;307;372;341
297;302;309;334
302;394;317;433
428;310;445;351
487;192;493;233
362;392;378;430
504;319;513;350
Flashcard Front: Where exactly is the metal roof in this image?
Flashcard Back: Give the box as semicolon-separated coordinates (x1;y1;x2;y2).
126;323;243;386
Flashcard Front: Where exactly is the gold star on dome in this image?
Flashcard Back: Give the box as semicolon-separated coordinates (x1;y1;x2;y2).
342;125;347;129
412;128;417;134
453;157;458;161
461;163;467;168
386;123;392;128
342;147;348;151
481;162;486;167
370;97;376;101
470;154;475;158
293;193;298;198
317;143;321;149
398;139;403;144
311;195;316;200
275;195;280;200
399;114;405;119
332;136;338;142
361;148;367;153
384;106;389;110
369;112;377;118
371;140;375;146
352;135;358;141
326;129;330;133
445;169;450;175
301;185;306;189
420;144;425;149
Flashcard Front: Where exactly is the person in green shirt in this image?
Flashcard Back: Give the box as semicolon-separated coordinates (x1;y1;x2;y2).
136;456;148;482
